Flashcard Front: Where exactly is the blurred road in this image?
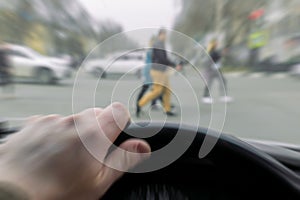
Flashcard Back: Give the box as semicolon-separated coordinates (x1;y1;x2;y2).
1;72;300;145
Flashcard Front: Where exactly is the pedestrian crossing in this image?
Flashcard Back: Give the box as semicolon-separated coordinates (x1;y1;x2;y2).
225;72;293;79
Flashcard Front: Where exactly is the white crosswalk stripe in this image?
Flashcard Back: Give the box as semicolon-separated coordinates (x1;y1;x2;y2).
225;72;290;79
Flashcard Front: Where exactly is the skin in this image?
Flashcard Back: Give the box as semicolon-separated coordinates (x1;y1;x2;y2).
0;102;151;200
158;32;167;42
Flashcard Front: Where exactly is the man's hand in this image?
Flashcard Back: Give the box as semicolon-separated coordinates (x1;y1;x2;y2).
0;103;151;200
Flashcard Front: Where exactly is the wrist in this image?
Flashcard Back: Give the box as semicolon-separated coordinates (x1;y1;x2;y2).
0;166;35;200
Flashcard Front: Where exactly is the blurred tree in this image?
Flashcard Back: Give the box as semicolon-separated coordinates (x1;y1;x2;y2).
0;0;36;44
0;10;22;43
91;20;138;57
172;0;268;51
0;0;137;59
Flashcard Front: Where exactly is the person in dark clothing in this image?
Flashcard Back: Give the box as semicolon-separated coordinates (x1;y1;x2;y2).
0;45;14;98
137;29;182;117
136;37;163;112
202;39;233;104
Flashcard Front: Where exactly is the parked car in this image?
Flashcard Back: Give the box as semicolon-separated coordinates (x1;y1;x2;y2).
83;51;144;79
6;45;72;84
290;63;300;77
256;55;300;72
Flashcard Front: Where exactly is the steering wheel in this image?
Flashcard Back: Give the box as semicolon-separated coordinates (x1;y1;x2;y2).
102;122;300;200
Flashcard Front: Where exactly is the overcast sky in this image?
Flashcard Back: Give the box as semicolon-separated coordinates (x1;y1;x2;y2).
78;0;180;30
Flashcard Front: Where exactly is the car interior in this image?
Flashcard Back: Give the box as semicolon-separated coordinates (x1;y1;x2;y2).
1;1;300;199
2;122;300;199
101;123;300;199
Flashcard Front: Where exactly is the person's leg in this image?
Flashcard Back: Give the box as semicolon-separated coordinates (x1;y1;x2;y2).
203;85;210;97
160;95;163;102
202;69;217;104
203;71;214;98
218;71;227;96
0;73;4;94
4;74;15;97
218;71;233;102
138;83;163;107
150;84;159;106
151;93;163;106
162;78;171;113
137;84;150;103
1;73;11;95
138;70;164;108
151;99;157;106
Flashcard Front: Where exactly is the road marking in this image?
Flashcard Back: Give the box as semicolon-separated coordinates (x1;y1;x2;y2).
270;73;287;79
249;72;264;79
226;72;246;78
225;72;290;79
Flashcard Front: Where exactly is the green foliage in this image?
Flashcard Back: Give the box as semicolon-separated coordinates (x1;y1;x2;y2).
0;0;137;58
172;0;268;48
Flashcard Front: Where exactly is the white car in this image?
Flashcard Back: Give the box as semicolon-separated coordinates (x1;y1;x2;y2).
290;64;300;78
82;51;145;79
6;45;72;84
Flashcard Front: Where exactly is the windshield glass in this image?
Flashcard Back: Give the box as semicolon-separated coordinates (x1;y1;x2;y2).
0;0;299;145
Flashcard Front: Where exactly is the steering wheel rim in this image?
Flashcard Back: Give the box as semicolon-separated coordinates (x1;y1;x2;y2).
103;122;300;199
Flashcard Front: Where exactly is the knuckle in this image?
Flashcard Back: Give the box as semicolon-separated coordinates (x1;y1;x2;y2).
111;102;125;111
41;114;61;122
111;102;129;118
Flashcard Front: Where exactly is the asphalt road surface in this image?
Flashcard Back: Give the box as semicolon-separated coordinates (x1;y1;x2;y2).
1;71;299;145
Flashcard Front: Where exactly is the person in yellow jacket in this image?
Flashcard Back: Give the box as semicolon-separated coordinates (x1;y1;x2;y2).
136;29;182;117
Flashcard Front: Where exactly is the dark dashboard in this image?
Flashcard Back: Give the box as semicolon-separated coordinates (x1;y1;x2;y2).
102;123;300;199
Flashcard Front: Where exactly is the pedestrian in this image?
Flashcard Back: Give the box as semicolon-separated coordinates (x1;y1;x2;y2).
136;37;162;114
0;44;15;99
202;39;233;104
137;29;182;117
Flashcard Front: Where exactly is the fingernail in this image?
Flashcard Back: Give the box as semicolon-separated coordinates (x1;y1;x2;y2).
136;142;151;154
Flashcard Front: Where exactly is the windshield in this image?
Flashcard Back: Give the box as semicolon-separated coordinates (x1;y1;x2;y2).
0;0;299;145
